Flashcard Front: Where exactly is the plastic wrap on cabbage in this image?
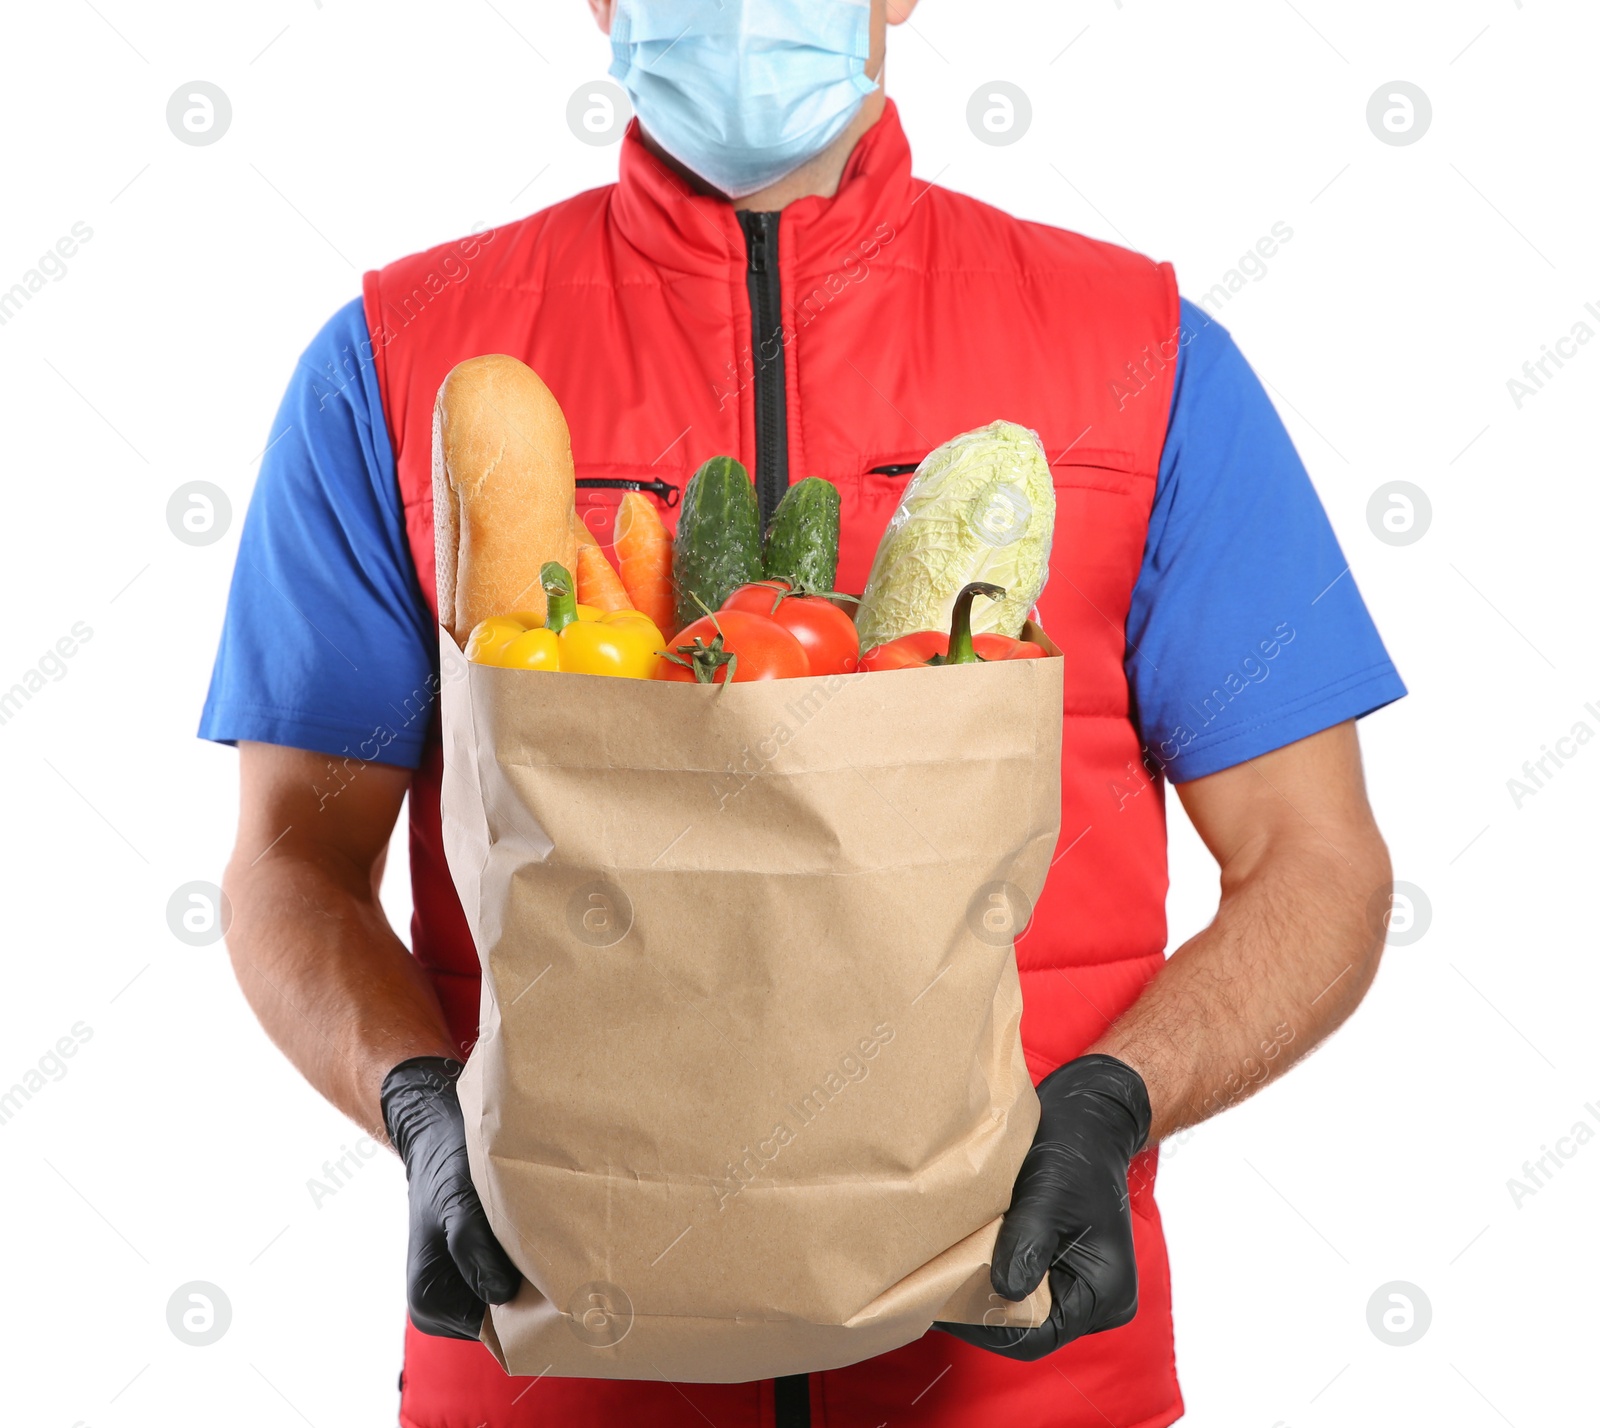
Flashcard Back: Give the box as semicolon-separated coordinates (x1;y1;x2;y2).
855;421;1054;651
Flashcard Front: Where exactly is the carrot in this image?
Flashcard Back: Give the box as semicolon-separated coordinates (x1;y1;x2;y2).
615;492;677;637
576;541;633;613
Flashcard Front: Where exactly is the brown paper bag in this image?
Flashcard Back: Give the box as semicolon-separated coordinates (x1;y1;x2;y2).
440;629;1062;1382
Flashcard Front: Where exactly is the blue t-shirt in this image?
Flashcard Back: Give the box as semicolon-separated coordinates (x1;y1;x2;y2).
199;297;1404;782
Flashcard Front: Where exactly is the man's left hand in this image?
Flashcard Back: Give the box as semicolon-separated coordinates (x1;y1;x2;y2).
937;1054;1151;1361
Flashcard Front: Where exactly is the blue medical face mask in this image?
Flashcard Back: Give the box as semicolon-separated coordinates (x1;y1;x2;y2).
609;0;880;200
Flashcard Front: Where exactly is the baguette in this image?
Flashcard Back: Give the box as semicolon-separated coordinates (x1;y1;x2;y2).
433;354;577;646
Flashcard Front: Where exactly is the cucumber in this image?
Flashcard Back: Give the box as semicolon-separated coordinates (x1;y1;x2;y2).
762;477;840;592
673;455;763;632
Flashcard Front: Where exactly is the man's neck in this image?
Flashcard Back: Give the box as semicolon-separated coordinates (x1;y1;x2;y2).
637;88;888;213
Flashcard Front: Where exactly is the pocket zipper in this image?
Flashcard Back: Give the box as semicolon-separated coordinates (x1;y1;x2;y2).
574;476;681;506
868;463;920;476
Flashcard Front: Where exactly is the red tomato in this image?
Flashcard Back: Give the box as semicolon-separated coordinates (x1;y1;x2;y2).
721;582;860;676
653;609;810;683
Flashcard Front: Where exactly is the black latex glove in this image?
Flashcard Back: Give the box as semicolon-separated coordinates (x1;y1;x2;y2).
380;1056;522;1340
937;1053;1151;1362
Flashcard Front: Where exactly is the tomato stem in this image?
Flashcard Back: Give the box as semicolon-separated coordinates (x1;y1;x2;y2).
662;635;737;685
747;577;860;617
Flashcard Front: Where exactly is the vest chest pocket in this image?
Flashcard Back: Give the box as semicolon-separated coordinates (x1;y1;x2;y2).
1037;449;1155;670
573;468;684;551
1048;447;1145;496
834;458;925;596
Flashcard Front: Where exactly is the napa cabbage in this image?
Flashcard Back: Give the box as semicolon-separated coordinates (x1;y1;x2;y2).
855;421;1055;650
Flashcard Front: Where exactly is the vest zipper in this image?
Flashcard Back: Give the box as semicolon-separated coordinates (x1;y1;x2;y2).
738;210;789;530
573;475;681;506
773;1370;810;1428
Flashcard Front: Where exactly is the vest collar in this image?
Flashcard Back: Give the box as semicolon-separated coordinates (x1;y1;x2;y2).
611;100;916;275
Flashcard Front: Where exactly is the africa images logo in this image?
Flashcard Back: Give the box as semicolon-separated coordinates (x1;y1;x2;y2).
0;223;94;328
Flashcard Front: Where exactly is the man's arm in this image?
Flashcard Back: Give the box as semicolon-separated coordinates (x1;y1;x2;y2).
1091;719;1391;1141
942;719;1391;1360
222;741;458;1138
223;741;521;1336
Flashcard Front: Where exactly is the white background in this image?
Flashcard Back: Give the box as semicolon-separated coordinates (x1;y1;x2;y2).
1;1;1595;1424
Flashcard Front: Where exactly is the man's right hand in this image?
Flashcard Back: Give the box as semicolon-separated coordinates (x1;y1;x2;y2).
380;1056;522;1339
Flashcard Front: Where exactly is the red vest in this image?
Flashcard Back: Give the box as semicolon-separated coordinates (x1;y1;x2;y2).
366;103;1183;1428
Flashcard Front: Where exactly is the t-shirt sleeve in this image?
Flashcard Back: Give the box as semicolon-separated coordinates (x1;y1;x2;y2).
1126;299;1406;784
198;298;437;769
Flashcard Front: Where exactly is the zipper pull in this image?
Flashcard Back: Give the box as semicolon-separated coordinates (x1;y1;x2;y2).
746;213;770;274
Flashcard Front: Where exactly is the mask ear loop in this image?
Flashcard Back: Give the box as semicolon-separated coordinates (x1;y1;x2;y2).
822;0;879;95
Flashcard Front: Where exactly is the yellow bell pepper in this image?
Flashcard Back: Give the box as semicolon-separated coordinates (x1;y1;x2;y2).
466;562;664;679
